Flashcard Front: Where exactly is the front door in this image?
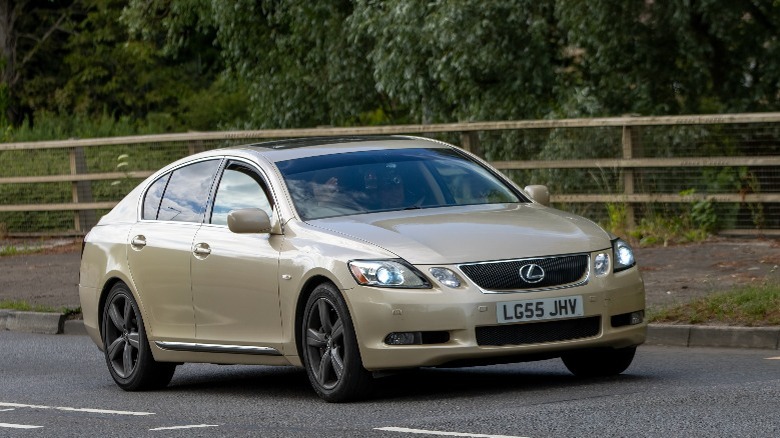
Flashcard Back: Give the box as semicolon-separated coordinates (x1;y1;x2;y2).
190;161;283;349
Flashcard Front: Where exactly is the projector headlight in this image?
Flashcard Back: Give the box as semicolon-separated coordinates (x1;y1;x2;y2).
594;252;610;277
348;260;430;288
429;267;463;288
613;238;636;272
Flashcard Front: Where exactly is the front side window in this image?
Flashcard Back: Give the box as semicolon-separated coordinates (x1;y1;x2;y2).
211;164;273;225
276;148;524;220
156;159;221;223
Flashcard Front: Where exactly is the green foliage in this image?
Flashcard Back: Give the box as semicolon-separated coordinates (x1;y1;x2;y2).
556;0;780;115
0;299;81;316
628;190;719;247
688;196;718;234
57;0;223;127
649;281;780;326
1;0;79;125
604;202;629;239
8;0;780;132
350;0;562;123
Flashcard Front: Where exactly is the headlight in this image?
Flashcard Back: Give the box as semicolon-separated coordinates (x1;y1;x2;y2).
348;260;430;288
613;238;636;272
429;267;462;288
594;252;610;277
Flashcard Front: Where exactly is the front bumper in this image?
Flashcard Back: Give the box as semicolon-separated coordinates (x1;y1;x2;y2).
343;265;646;371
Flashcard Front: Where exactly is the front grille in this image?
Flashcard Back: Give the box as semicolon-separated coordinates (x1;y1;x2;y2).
475;316;601;346
459;254;589;291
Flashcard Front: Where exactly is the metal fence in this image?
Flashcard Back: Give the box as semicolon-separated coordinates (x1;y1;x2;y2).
1;113;779;237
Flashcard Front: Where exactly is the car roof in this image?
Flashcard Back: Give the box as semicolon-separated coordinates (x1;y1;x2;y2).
231;135;453;163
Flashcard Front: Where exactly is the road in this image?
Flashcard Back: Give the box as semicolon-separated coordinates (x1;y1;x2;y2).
1;332;779;437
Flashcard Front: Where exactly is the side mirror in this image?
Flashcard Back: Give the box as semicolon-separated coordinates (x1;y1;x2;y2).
524;185;550;207
227;208;272;234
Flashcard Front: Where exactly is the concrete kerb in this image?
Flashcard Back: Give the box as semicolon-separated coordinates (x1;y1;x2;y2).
646;324;780;349
1;310;66;335
2;312;780;350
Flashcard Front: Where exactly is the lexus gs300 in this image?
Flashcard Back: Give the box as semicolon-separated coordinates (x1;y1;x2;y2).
79;136;646;402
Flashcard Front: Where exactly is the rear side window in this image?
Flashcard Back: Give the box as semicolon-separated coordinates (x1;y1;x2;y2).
142;173;170;220
148;159;220;223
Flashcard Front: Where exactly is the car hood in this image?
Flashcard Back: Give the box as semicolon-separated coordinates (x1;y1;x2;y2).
309;204;611;265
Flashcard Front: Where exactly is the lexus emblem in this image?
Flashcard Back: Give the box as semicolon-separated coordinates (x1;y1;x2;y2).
519;264;545;283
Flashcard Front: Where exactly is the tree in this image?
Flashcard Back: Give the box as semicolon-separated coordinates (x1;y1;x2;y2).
58;0;228;127
350;0;566;123
0;0;80;126
123;0;382;128
556;0;780;115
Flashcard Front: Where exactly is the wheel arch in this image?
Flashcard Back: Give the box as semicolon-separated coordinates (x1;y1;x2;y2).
293;274;350;360
97;276;141;339
293;274;338;360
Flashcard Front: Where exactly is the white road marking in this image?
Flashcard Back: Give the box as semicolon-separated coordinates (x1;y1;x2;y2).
149;424;219;431
55;407;155;416
766;357;780;360
0;409;15;412
0;423;43;429
375;427;529;438
0;402;154;416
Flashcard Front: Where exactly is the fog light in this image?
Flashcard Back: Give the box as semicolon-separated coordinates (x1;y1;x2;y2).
630;310;644;325
384;332;419;345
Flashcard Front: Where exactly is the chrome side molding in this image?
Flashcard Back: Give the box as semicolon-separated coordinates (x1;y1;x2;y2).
155;341;282;356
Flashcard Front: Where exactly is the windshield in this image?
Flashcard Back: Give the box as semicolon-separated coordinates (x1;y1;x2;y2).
276;147;525;220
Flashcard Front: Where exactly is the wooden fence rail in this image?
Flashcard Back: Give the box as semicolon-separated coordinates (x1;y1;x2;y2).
1;112;779;235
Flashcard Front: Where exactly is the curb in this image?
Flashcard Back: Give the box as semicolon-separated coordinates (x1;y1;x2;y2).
646;324;780;349
0;309;65;335
2;312;780;350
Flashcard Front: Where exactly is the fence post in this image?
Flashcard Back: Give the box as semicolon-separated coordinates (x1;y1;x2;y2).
188;140;205;156
621;126;636;229
69;147;96;233
460;131;482;157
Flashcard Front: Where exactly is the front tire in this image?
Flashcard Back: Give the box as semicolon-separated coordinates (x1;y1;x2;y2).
301;283;373;402
561;346;637;378
102;283;176;391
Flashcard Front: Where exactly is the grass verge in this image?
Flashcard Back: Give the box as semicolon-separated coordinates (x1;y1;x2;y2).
0;300;81;319
0;245;39;256
648;282;780;326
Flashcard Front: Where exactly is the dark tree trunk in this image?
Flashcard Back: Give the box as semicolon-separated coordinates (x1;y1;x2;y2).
0;0;20;125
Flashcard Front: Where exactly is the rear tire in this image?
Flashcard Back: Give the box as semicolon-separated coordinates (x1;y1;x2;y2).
102;283;176;391
301;282;373;402
561;346;637;378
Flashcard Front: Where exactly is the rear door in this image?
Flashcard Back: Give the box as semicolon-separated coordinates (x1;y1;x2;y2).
127;158;221;342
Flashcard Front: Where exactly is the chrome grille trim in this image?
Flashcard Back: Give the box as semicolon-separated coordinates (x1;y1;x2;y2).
458;254;591;294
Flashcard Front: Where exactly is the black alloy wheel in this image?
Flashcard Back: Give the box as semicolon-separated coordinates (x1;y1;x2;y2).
302;283;373;402
102;283;175;391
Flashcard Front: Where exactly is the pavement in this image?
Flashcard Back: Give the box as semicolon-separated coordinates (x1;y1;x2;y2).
1;237;779;350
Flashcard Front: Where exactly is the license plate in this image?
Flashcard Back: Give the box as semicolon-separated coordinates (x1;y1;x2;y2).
496;295;584;324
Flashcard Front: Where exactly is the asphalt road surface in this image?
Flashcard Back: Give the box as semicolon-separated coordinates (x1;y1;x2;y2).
1;331;779;437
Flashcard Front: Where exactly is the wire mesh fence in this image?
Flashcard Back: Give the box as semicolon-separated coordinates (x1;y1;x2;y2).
0;114;778;236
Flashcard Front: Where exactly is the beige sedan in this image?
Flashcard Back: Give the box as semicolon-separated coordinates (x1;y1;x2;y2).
79;136;645;402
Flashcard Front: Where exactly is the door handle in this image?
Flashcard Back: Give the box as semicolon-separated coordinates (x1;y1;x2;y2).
130;235;147;249
193;243;212;257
